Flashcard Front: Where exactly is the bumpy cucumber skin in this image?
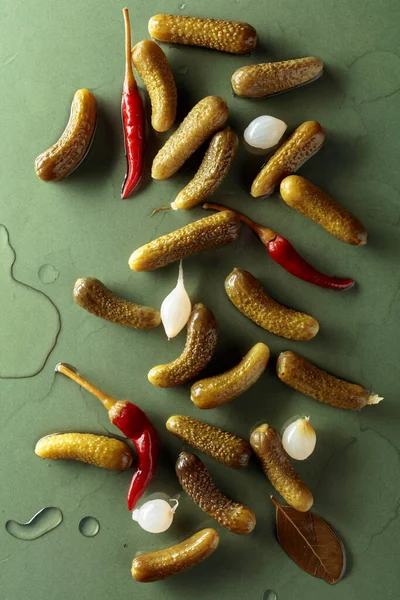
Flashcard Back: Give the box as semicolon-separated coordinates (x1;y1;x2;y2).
73;278;161;329
148;303;218;387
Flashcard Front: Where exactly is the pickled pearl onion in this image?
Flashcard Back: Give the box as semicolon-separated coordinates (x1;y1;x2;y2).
282;416;316;460
160;260;191;339
132;498;179;533
244;116;287;150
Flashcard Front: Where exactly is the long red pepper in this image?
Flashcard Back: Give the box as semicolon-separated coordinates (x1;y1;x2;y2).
56;363;158;510
203;203;355;291
121;8;144;199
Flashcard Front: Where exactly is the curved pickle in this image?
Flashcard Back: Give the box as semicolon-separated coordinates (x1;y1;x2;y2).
35;433;132;471
171;127;238;210
225;269;319;341
277;351;383;409
191;342;270;409
166;415;251;468
148;14;257;54
148;303;218;387
176;452;256;534
231;57;323;98
132;39;177;132
280;176;367;245
34;89;97;181
129;211;241;272
251;121;325;198
131;528;219;582
73;278;161;329
250;424;313;512
152;96;229;180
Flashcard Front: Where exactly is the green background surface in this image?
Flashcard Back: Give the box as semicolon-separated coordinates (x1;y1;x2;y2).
1;0;399;598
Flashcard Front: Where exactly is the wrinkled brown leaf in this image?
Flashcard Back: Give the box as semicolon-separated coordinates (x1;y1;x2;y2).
271;496;346;584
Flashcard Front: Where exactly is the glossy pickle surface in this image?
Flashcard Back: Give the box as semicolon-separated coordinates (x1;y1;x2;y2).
35;433;133;471
129;211;241;271
172;127;238;210
148;303;218;387
232;57;323;98
151;95;229;179
250;424;313;512
73;277;161;329
251;121;325;198
176;452;256;534
225;269;319;341
166;415;252;468
148;14;257;54
131;528;219;582
132;39;177;132
34;88;97;181
191;342;270;408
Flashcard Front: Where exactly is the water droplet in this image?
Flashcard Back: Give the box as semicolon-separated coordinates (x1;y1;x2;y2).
79;516;100;537
262;591;277;600
179;3;186;9
0;225;61;379
5;507;63;540
177;65;188;76
38;263;59;284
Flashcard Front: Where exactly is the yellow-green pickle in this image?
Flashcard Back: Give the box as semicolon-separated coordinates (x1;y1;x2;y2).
225;269;319;340
250;424;313;512
172;127;239;210
131;528;219;582
191;342;270;408
129;211;241;272
34;88;97;181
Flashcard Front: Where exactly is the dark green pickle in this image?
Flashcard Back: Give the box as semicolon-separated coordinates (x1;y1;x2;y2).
73;278;161;329
148;303;218;387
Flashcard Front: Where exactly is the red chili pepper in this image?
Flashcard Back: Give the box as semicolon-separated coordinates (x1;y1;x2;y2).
203;203;354;291
56;363;158;510
121;8;144;199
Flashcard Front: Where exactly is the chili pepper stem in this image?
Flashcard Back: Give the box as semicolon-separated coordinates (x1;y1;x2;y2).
123;8;136;93
55;363;116;410
203;202;276;244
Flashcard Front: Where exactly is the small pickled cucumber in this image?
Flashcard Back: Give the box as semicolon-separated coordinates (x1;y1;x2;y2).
231;57;323;98
73;278;161;329
280;176;367;245
35;433;132;471
148;14;257;54
277;351;383;409
225;269;319;341
151;96;229;180
131;528;219;582
176;452;256;534
191;342;270;409
166;415;251;468
129;211;241;272
34;89;97;181
171;127;238;210
148;303;218;387
250;424;313;512
132;40;177;132
251;121;325;198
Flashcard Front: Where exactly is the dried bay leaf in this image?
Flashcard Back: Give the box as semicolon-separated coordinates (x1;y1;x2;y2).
271;496;346;584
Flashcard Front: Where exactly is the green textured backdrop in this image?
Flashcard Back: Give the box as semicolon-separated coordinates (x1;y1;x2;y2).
1;0;399;598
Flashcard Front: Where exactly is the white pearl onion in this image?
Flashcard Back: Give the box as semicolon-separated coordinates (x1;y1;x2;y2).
132;499;179;533
282;417;316;460
244;115;287;150
160;261;191;339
